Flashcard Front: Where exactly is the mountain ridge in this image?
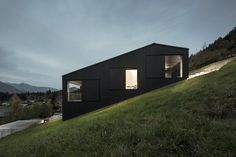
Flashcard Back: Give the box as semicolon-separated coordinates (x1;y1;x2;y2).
0;81;58;93
0;81;22;93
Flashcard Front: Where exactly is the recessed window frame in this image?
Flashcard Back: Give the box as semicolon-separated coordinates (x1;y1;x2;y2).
67;80;82;102
125;69;138;90
165;55;183;79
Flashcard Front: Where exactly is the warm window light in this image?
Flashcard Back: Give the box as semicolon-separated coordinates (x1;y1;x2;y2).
67;81;82;101
165;55;183;78
125;69;138;89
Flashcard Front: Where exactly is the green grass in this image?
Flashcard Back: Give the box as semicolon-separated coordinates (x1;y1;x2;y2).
1;61;236;157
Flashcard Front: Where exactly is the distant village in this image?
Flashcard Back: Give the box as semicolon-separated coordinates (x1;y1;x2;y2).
0;91;62;125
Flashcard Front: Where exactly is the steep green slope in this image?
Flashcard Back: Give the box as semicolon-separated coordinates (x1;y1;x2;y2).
0;61;236;157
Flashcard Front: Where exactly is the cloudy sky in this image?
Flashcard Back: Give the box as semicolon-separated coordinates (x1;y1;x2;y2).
0;0;236;89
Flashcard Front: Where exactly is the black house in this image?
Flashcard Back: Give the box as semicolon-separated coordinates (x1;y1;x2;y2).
62;43;189;120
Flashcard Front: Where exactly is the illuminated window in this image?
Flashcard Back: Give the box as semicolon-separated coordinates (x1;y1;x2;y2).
125;69;138;89
67;81;82;101
165;55;183;78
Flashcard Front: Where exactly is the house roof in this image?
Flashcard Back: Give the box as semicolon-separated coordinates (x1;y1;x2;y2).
62;43;188;77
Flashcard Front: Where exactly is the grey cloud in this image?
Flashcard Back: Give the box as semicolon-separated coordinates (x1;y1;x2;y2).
0;47;59;87
0;0;236;88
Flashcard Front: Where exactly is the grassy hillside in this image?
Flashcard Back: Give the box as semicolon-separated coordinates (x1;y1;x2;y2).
190;27;236;71
0;61;236;157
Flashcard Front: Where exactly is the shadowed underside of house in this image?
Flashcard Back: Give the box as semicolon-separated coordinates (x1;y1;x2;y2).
62;43;189;120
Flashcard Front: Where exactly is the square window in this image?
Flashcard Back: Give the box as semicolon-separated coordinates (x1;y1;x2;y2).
125;69;138;89
67;81;82;102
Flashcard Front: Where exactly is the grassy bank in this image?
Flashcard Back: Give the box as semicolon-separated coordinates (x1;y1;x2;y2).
0;61;236;157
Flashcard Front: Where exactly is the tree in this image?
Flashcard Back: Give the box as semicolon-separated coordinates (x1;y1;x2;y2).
201;42;207;50
51;92;57;105
39;102;52;118
9;94;22;112
46;90;52;99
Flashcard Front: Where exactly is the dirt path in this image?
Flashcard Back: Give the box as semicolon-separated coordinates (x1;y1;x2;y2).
188;56;236;79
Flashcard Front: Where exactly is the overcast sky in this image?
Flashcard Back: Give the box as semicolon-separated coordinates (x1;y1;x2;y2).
0;0;236;89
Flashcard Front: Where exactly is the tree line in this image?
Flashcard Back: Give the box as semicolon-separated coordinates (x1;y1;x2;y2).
0;90;62;125
189;27;236;71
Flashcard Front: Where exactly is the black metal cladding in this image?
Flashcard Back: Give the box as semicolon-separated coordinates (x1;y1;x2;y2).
62;43;189;120
146;55;165;78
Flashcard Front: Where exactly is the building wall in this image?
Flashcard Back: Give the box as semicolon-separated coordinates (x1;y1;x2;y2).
62;44;189;120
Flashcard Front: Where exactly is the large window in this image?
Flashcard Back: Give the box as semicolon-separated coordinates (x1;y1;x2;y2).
67;81;82;102
165;55;183;78
125;69;138;89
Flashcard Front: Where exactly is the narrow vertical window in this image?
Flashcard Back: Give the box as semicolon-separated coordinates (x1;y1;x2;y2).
125;69;138;89
165;55;183;78
67;81;82;101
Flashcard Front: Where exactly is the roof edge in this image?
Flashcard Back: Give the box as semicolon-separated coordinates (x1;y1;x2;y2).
152;43;189;50
62;43;188;77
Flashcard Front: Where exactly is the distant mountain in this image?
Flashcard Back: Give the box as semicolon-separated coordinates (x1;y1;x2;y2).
189;27;236;71
8;83;58;93
0;81;22;93
0;81;58;93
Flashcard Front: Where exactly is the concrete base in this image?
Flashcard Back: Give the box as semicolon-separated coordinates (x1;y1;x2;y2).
0;119;42;139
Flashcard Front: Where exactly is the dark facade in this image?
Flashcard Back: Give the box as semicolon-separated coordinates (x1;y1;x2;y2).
62;43;189;120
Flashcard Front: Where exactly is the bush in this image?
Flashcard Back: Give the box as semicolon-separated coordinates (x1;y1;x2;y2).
39;103;53;118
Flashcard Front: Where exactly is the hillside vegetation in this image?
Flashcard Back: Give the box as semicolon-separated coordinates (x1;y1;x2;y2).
0;61;236;157
190;27;236;71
